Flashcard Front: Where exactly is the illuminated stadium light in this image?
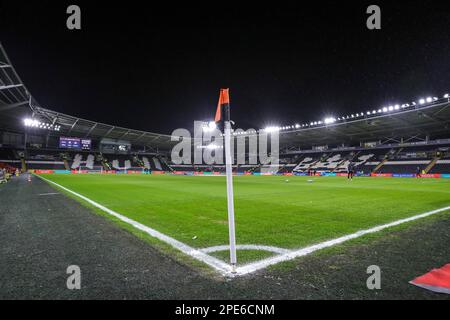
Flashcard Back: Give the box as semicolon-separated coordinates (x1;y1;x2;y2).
270;92;447;131
23;118;60;131
324;117;336;124
203;121;217;132
264;126;280;133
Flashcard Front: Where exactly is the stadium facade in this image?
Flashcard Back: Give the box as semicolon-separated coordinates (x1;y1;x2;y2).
1;42;450;177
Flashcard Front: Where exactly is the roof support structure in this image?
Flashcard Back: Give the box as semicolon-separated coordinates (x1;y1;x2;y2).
85;123;98;138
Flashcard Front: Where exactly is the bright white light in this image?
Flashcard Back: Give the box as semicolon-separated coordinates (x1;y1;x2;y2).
388;106;394;111
382;107;388;112
203;121;217;132
24;118;40;127
426;97;433;103
444;94;449;98
24;118;61;131
324;117;336;124
295;124;300;129
419;99;426;104
394;105;400;110
264;126;280;133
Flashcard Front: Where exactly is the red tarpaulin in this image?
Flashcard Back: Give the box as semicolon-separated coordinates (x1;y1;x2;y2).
410;264;450;294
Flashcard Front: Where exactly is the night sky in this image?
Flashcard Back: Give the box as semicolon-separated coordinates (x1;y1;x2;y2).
1;1;450;134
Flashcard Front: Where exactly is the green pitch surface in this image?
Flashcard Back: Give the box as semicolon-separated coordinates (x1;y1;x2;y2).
39;174;450;265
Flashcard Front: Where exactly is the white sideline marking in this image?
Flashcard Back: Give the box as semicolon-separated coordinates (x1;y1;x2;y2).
36;175;450;277
38;193;60;196
36;175;232;275
201;244;290;255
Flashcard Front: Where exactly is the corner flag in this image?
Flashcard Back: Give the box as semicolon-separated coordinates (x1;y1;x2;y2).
215;88;230;123
216;88;237;272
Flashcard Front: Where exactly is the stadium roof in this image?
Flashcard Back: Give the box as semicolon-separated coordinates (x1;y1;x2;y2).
1;42;450;152
277;99;450;150
0;43;175;152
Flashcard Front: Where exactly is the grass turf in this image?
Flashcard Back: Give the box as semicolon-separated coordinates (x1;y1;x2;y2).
39;174;450;263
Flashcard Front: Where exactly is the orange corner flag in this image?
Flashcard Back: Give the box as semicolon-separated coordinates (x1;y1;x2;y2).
215;88;230;123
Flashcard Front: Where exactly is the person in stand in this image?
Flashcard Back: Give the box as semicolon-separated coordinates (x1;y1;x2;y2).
0;169;6;184
416;166;422;178
347;162;355;180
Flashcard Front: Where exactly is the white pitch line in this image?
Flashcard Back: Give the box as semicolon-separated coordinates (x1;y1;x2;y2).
201;244;291;255
35;175;232;275
234;205;450;276
35;174;450;278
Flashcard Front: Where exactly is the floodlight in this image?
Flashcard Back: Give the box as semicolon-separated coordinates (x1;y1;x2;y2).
382;107;388;112
444;94;449;98
324;117;336;124
264;126;280;133
426;97;433;103
419;99;425;104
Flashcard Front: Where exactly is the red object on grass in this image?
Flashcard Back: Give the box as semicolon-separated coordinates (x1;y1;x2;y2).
410;264;450;294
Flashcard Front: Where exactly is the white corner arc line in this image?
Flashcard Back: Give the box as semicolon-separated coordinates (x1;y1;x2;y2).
36;175;232;275
234;206;450;276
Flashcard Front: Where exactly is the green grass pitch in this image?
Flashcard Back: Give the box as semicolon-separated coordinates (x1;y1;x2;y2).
39;174;450;264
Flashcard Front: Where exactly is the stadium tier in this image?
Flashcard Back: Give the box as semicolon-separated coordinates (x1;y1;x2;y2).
2;141;450;176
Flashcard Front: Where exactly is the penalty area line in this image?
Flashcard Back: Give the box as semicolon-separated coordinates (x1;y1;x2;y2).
35;175;233;275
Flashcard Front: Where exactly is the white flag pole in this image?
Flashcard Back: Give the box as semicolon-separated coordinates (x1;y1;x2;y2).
221;89;237;273
224;120;237;272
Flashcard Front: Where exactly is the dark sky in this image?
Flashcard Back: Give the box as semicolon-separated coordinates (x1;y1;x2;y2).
1;1;450;134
